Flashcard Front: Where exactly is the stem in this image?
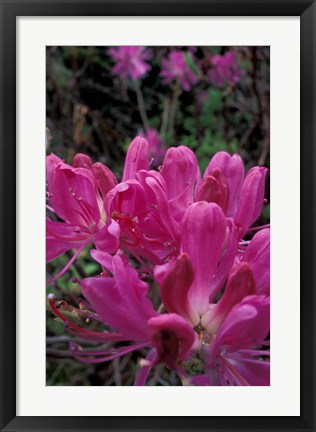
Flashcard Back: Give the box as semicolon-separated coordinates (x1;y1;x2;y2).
168;81;182;139
160;97;170;138
134;349;157;386
248;223;270;232
135;82;150;131
46;242;88;285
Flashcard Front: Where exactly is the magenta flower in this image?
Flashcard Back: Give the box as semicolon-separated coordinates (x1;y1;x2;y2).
160;50;199;91
160;145;201;222
47;135;270;385
159;201;238;320
103;136;180;265
159;147;267;237
208;51;242;87
105;171;180;265
147;313;196;370
140;128;165;163
190;295;270;386
203;151;268;237
49;254;196;379
239;228;270;295
206;295;270;386
46;154;119;282
107;46;152;81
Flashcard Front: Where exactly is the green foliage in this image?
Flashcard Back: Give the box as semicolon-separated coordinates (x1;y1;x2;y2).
183;52;199;76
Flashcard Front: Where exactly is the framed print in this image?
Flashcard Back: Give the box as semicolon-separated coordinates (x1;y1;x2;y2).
0;0;315;431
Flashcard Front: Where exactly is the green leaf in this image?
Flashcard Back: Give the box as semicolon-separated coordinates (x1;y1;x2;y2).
183;52;199;76
84;263;100;276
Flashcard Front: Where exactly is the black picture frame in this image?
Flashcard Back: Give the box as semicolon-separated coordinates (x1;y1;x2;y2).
0;0;315;431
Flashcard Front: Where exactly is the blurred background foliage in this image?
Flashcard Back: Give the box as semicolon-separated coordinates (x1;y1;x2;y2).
46;45;270;386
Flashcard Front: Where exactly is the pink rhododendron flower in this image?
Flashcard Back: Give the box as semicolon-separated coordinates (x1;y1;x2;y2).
47;134;270;386
46;154;119;282
159;147;267;237
108;46;152;81
160;50;199;91
208;51;242;87
159;145;201;222
206;295;270;386
204;151;268;237
238;228;270;295
48;254;196;379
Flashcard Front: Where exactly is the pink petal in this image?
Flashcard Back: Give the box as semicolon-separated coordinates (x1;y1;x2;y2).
73;153;93;170
242;228;270;295
105;178;177;264
235;167;268;237
211;295;270;359
209;218;238;301
122;136;149;181
160;253;199;326
190;374;211;386
153;260;175;284
147;313;195;369
141;172;180;242
92;162;118;200
194;168;229;214
81;256;158;341
105;179;147;219
160;146;200;222
225;353;270;386
182;202;227;315
46;217;91;262
94;219;120;254
46;154;63;187
90;249;114;272
81;276;148;340
201;262;256;333
204;152;244;217
47;156;100;227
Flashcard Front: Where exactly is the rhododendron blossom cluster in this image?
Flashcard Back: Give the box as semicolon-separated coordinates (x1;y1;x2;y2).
107;46;152;81
47;136;270;386
208;52;242;87
107;46;242;92
160;50;199;91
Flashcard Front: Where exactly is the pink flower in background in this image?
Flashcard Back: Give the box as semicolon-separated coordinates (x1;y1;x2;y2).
208;51;242;87
141;128;165;163
108;46;152;80
160;50;199;91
